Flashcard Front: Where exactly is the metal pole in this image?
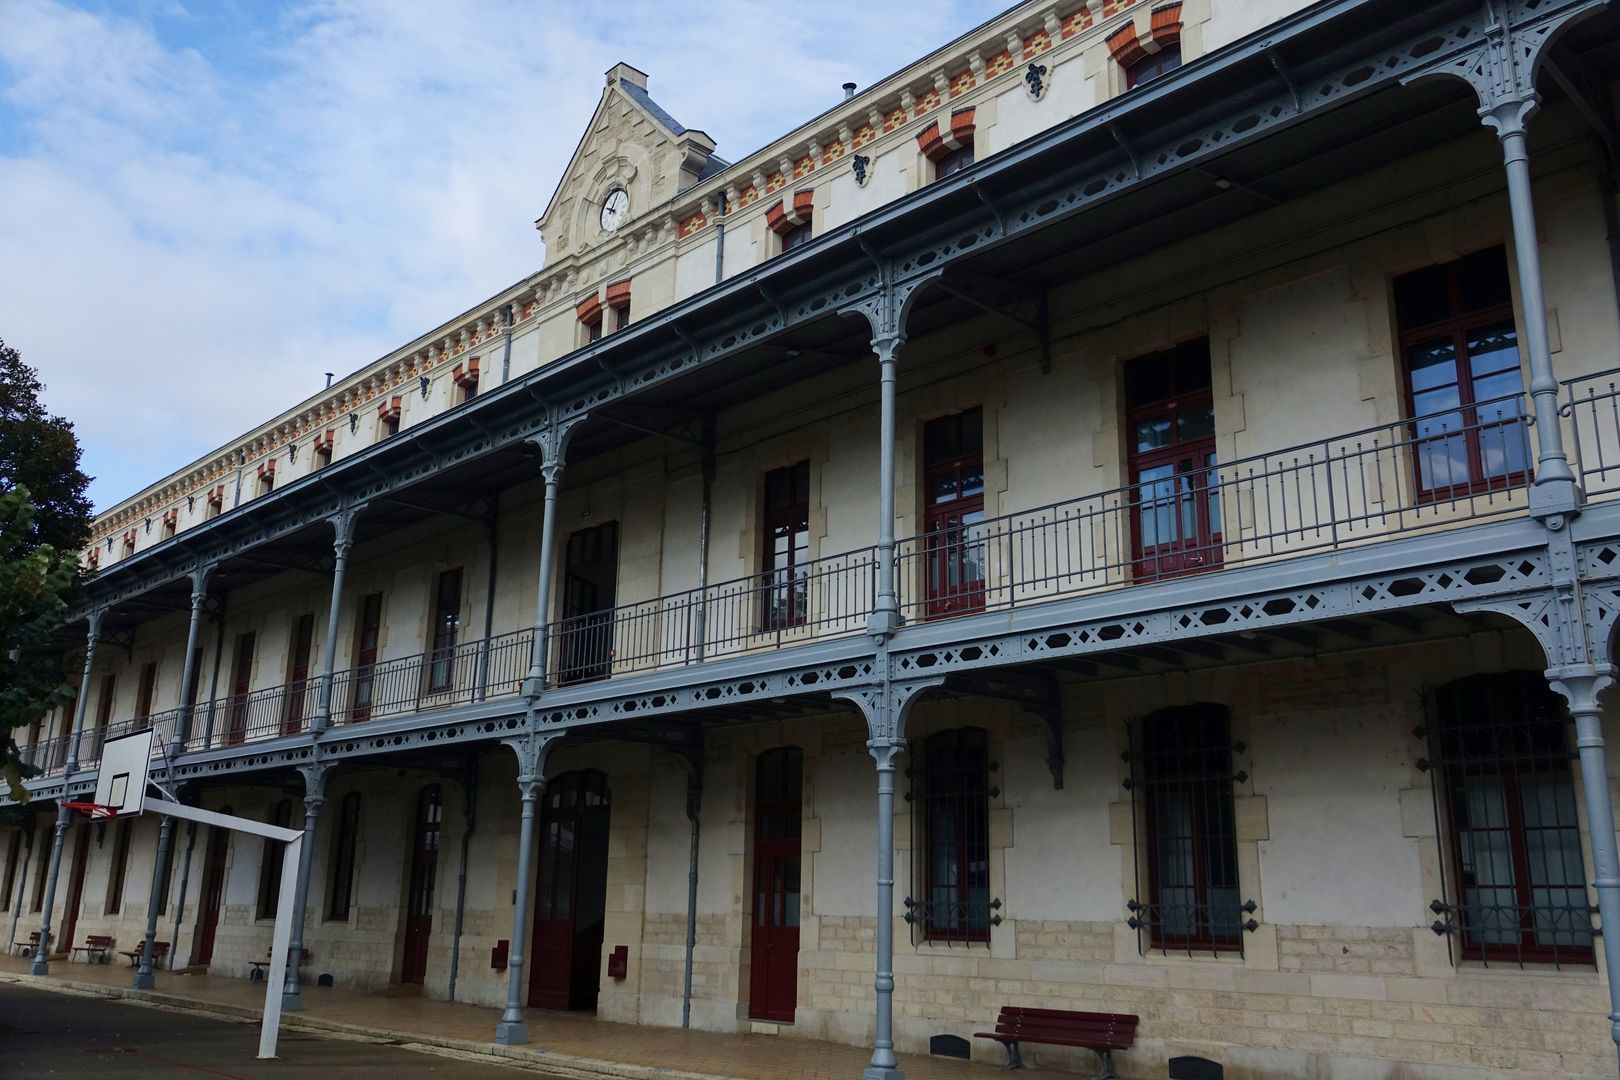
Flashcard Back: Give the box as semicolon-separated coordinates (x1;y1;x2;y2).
495;767;544;1044
174;567;212;750
868;336;903;636
523;459;565;697
1552;672;1620;1065
32;609;103;975
500;305;514;385
168;819;198;969
260;834;303;1059
447;769;477;1001
282;762;329;1010
680;760;703;1028
476;504;499;702
132;815;176;988
314;511;359;730
7;824;35;950
865;734;905;1080
694;418;715;662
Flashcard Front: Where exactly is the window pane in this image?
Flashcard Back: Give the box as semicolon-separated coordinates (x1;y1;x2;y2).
1467;326;1520;379
1407;341;1459;393
1136;417;1172;452
1177;405;1214;442
1394;265;1451;330
1457;247;1512;314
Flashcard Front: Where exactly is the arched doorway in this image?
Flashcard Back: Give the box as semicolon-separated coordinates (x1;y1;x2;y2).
749;746;803;1021
528;770;610;1010
401;785;443;985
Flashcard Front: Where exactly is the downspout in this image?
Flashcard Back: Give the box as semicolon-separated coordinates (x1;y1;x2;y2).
680;751;703;1029
475;495;499;702
693;417;716;661
713;190;728;285
501;304;515;385
202;597;228;745
167;818;198;969
447;766;478;1002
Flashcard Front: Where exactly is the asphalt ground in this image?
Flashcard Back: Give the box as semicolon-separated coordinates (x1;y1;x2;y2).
0;984;567;1079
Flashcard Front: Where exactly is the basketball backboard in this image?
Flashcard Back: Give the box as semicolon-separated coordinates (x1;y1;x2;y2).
94;729;155;817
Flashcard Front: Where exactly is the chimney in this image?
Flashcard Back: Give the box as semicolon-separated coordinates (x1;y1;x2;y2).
843;81;857;100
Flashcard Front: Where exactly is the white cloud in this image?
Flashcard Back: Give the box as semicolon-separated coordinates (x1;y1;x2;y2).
0;0;1003;511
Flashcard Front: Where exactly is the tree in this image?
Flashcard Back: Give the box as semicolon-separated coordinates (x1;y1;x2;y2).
0;488;77;802
0;339;93;555
0;342;92;802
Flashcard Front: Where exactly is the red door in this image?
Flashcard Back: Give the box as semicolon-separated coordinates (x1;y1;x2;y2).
349;593;383;722
748;747;803;1022
923;410;987;618
1126;342;1221;581
193;817;231;965
401;785;442;984
282;614;315;735
225;632;256;745
529;771;611;1010
58;824;90;955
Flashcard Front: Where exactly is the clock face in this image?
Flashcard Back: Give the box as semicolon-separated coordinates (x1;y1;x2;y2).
599;188;629;232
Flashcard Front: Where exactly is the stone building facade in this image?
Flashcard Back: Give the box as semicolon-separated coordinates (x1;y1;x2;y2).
9;1;1620;1077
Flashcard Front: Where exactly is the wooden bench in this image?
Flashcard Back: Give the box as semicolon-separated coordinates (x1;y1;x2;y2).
71;934;113;964
975;1006;1138;1078
248;946;309;982
120;939;169;967
12;930;50;958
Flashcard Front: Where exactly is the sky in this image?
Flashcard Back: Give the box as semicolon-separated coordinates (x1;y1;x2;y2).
0;0;1008;513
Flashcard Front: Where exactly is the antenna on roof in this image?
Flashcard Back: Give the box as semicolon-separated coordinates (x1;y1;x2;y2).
843;82;857;100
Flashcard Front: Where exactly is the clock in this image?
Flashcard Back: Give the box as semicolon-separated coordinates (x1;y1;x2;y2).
599;188;629;232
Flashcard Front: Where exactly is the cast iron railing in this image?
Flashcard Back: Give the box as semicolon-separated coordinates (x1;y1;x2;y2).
15;389;1566;769
1563;365;1620;497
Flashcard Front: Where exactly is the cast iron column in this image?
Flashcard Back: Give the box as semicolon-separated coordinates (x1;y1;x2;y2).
523;422;575;698
172;565;214;750
495;732;557;1044
312;509;360;731
1548;670;1620;1061
282;760;332;1010
865;734;905;1079
32;608;105;975
868;333;904;636
132;813;177;989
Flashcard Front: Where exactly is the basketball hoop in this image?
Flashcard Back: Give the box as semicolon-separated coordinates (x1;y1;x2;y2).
62;801;119;820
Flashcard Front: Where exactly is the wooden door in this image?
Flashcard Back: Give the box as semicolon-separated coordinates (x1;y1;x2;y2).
225;632;255;745
1126;342;1221;581
193;814;231;965
529;770;611;1010
748;747;803;1021
923;410;987;619
58;824;90;954
349;593;383;721
282;614;315;735
401;784;442;984
558;525;618;685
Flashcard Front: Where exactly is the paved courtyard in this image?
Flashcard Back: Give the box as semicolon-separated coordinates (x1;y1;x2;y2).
0;955;1068;1079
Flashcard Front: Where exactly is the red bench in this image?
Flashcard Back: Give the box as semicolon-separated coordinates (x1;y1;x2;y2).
120;939;169;967
71;934;114;963
975;1006;1138;1077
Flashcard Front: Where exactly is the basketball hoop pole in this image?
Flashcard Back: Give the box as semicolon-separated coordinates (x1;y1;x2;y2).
140;797;302;1059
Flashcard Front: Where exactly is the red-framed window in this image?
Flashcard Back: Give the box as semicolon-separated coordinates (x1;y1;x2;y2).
923;409;986;618
913;728;992;944
95;673;117;739
1126;43;1181;88
1394;247;1528;499
226;632;255;745
1131;704;1243;952
349;592;383;721
1430;673;1593;965
781;219;812;252
427;568;463;693
283;612;315;735
761;463;810;631
134;661;157;721
1126;340;1220;581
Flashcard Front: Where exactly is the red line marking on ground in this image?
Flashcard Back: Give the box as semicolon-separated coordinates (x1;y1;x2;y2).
122;1048;253;1079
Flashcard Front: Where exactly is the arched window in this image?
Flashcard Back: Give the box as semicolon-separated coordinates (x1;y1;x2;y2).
1425;673;1593;964
1128;704;1243;952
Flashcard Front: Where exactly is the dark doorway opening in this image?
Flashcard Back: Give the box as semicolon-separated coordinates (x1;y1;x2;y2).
529;770;611;1011
401;785;442;984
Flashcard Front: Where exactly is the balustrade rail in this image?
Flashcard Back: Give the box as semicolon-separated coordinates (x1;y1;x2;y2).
19;707;180;779
1563;366;1620;497
17;388;1574;772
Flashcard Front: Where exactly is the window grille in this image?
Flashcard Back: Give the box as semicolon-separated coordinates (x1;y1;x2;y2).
1125;705;1255;956
1418;673;1595;968
327;792;362;921
905;728;1001;945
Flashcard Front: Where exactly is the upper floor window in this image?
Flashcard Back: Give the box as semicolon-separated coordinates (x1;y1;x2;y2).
378;397;402;439
923;409;986;618
454;358;480;403
1128;704;1243;953
1126;340;1220;580
781;220;813;252
1394;247;1527;498
935;143;974;180
134;661;158;721
427;567;464;693
769;192;816;254
257;460;275;494
1426;673;1593;965
761;462;810;631
1125;44;1181;88
918;109;976;183
912;727;992;944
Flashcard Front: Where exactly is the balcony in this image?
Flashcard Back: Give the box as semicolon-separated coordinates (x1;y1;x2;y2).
22;373;1620;777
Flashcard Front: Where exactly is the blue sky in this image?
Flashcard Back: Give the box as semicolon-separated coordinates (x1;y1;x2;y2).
0;0;1007;512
